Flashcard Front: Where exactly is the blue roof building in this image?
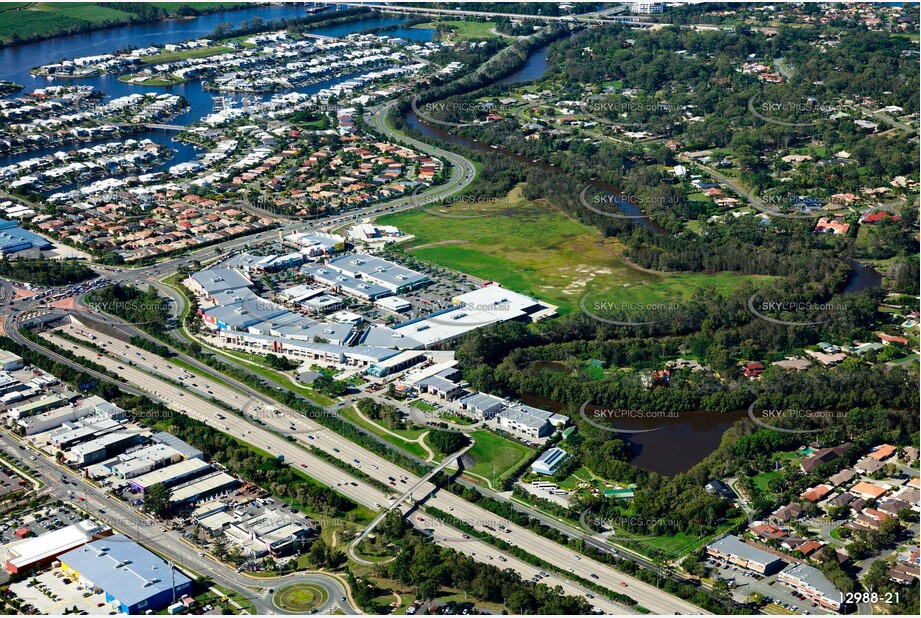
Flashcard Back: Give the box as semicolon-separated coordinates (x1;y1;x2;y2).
59;535;193;614
0;219;53;255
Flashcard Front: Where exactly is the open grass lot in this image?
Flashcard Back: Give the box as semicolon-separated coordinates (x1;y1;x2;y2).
379;185;771;314
464;430;533;484
414;19;498;40
139;44;233;65
0;2;243;44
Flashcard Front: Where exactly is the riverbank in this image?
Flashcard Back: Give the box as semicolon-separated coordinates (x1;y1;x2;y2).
0;2;253;47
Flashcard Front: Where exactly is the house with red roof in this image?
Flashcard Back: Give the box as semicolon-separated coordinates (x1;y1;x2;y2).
815;217;850;235
860;211;900;225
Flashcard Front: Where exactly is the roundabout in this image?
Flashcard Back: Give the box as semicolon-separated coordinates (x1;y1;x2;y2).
273;583;329;613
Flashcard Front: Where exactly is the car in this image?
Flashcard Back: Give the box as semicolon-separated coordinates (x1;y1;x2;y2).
198;551;204;557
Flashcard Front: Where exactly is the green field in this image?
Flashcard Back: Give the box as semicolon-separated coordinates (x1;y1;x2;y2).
140;45;233;65
379;185;771;314
415;19;498;40
0;2;243;44
463;430;534;484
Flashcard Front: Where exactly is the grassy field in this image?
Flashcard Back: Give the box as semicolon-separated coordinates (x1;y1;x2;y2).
140;45;233;65
0;2;242;44
414;19;498;40
118;73;187;86
378;185;771;314
463;430;533;484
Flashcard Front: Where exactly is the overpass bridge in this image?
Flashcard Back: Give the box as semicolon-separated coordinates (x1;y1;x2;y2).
349;442;474;562
336;3;661;26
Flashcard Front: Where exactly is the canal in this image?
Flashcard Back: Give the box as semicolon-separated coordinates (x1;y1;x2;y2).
0;5;435;169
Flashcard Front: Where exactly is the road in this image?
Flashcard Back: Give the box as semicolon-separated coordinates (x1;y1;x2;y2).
0;429;353;615
20;318;649;614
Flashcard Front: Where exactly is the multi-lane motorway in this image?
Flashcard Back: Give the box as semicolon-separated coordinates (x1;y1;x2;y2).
35;321;659;615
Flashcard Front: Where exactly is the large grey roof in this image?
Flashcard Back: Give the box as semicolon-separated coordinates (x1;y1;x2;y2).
326;253;428;289
190;268;252;295
708;535;785;568
780;563;841;600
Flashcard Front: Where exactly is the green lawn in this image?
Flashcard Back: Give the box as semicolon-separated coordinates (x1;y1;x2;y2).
414;19;498;40
463;430;534;483
753;471;782;492
0;2;244;44
379;185;771;314
409;399;438;412
140;45;233;65
339;405;431;460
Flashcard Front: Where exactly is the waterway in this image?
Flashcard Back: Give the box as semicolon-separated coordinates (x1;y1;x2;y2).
0;5;434;169
521;393;749;477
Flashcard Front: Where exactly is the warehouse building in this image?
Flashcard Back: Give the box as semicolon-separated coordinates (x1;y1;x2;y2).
150;431;203;460
169;471;239;505
498;403;568;439
4;520;111;574
104;444;183;479
0;350;24;371
129;458;212;494
68;430;143;466
458;392;506;420
391;286;553;347
49;416;125;450
705;535;786;575
0;219;53;255
223;509;315;558
186;267;253;300
59;535;193;614
302;264;392;301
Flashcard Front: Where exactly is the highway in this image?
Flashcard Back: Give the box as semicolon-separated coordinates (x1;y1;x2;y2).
28;320;644;614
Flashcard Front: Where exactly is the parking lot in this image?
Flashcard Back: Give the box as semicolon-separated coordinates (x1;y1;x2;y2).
708;558;818;614
8;567;112;615
0;504;84;547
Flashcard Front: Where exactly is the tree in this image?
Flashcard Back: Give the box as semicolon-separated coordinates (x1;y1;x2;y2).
427;430;469;455
143;483;172;517
308;538;329;568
